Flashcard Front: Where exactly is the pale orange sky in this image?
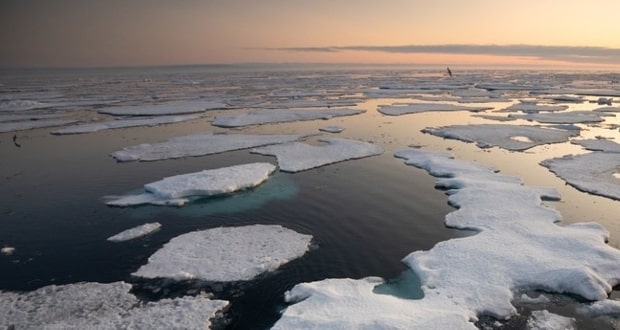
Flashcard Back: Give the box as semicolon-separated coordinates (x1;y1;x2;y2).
1;0;620;68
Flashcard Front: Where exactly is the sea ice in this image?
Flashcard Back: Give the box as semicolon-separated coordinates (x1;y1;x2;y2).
97;100;226;116
526;310;576;330
132;224;312;281
377;103;492;116
275;149;620;328
112;133;311;162
501;102;568;113
107;222;162;242
508;111;608;124
106;163;276;206
572;139;620;153
422;124;578;151
51;114;203;135
0;281;228;329
593;106;620;113
0;119;78;133
541;152;620;200
319;125;345;133
211;108;364;127
0;99;54;111
578;299;620;317
0;113;68;123
251;138;382;172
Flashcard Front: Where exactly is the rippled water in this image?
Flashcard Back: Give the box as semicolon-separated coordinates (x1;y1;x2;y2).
1;65;619;328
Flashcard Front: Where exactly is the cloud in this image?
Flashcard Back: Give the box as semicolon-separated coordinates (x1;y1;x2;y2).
271;44;620;64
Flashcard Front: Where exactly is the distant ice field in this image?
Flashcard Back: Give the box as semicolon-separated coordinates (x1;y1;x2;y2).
1;65;619;329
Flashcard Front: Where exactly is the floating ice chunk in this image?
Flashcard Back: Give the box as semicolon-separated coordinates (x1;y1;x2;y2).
422;124;578;151
112;133;311;162
508;111;608;124
578;299;620;317
545;95;584;103
251;138;382;172
598;97;613;105
97;100;226;116
519;293;551;304
0;281;228;329
476;83;546;91
502;102;568;113
593;106;620;112
106;163;276;206
572;139;620;153
526;310;576;330
319;125;345;133
265;99;358;109
276;149;620;328
0;99;54;111
51;114;203;135
133;225;312;281
0;119;78;133
541;152;620;200
1;246;15;255
0;113;69;123
378;103;492;116
212;108;364;127
107;222;162;242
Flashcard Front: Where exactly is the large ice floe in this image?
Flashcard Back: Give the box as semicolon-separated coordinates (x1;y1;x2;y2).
106;163;276;206
112;133;310;162
107;222;162;242
211;108;364;127
51;114;203;135
97;100;226;116
508;111;609;124
133;225;313;282
541;152;620;201
422;124;579;151
251;137;383;172
377;102;492;116
0;281;228;329
273;149;620;329
500;102;568;113
0;119;78;133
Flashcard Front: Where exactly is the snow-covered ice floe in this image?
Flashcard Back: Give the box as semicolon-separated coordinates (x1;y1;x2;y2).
508;111;609;124
501;102;568;113
377;103;492;116
51;114;203;135
0;119;78;133
133;225;312;281
107;222;162;242
526;310;576;330
0;281;228;329
273;149;620;329
97;100;226;116
211;108;364;127
572;139;620;153
319;125;345;133
106;163;276;206
422;124;578;151
251;138;382;172
112;133;311;162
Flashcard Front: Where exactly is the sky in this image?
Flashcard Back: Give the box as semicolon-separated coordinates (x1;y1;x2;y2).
2;0;620;69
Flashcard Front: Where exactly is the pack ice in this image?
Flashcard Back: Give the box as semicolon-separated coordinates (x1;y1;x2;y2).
51;114;203;135
211;108;364;127
133;225;313;281
97;100;226;116
112;133;311;162
251;137;383;172
0;281;228;329
273;149;620;329
106;163;276;206
378;103;492;116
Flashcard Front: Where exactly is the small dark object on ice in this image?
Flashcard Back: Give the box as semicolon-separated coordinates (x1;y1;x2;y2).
447;67;453;77
13;134;21;148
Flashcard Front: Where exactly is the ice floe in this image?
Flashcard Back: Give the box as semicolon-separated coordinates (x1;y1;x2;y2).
274;149;620;328
508;111;608;124
0;119;78;133
107;163;276;206
572;139;620;153
319;125;345;133
97;100;226;116
107;222;162;242
1;246;15;256
377;103;492;116
251;138;382;172
578;299;620;318
593;106;620;113
526;310;575;330
501;102;568;113
112;133;310;162
0;113;69;123
541;152;620;200
211;108;364;127
51;114;203;135
0;99;54;111
422;124;578;151
133;225;312;281
0;281;228;329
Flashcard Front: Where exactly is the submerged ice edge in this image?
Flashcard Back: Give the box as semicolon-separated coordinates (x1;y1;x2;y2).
273;148;620;329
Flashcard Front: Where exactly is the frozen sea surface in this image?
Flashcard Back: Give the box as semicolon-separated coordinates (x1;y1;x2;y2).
212;108;364;127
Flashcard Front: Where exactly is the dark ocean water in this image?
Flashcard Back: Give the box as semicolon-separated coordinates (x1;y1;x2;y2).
1;65;619;329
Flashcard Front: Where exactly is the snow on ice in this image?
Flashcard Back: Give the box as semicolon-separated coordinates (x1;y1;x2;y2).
0;281;228;329
132;225;312;281
211;108;364;127
112;133;311;162
422;124;578;151
526;310;576;330
377;103;492;116
508;111;609;124
97;100;226;116
107;223;162;242
251;137;382;172
274;149;620;329
106;163;276;206
51;114;203;135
